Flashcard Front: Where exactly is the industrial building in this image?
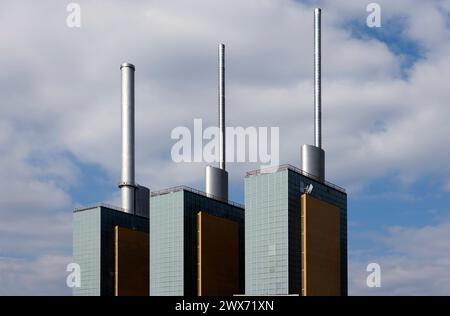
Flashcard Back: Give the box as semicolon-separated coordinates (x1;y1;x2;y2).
244;8;347;296
150;43;245;296
73;204;149;296
72;7;347;297
150;186;244;296
244;165;347;295
73;63;150;296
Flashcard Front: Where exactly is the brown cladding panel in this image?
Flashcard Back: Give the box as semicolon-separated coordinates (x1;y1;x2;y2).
197;212;240;296
301;194;340;296
115;226;149;296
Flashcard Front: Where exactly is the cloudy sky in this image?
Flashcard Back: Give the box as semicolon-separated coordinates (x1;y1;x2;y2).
1;0;450;295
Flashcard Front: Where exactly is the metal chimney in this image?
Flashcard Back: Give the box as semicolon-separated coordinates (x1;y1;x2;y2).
119;63;136;213
219;43;226;171
314;8;322;149
205;43;228;202
302;8;325;182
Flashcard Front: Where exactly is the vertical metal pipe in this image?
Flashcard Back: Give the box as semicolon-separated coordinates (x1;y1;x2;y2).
205;44;228;202
119;63;136;213
218;43;226;170
314;8;322;149
301;9;325;181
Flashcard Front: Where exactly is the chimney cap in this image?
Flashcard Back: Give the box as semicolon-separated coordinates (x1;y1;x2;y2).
120;63;135;70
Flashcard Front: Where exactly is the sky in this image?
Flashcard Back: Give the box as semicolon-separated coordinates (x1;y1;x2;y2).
1;0;450;295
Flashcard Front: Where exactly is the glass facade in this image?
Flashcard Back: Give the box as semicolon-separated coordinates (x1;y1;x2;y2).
73;205;149;296
150;187;245;296
150;191;184;296
245;165;347;295
73;208;101;296
245;170;289;295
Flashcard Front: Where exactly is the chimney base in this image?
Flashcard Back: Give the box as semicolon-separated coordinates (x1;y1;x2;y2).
205;165;228;202
301;144;325;182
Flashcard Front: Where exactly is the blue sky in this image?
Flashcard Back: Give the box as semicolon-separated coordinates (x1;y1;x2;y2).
349;21;424;77
1;0;450;295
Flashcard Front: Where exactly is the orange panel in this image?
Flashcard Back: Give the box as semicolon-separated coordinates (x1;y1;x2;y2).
301;194;340;296
197;212;240;296
115;226;149;296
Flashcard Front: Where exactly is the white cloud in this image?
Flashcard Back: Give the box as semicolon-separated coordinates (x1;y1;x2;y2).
349;220;450;295
0;212;72;256
2;0;449;191
0;255;72;296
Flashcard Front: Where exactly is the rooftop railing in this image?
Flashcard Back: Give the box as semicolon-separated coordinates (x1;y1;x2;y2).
73;202;127;213
245;164;346;194
150;185;245;209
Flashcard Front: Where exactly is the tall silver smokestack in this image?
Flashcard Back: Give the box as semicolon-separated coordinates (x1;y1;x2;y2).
219;43;226;170
302;8;325;182
119;63;136;213
314;8;321;149
205;43;228;202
